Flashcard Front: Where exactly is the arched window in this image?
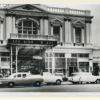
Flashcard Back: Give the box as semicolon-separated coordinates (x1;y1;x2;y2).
18;20;37;34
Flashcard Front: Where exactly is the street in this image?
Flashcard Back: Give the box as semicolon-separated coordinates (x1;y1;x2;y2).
0;82;100;92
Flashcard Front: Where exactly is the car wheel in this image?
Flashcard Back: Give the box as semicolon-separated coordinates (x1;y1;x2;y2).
8;82;14;88
56;80;61;85
35;81;41;87
96;79;100;84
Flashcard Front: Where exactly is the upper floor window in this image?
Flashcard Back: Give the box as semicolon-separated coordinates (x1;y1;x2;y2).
75;27;81;43
53;26;60;36
18;20;37;34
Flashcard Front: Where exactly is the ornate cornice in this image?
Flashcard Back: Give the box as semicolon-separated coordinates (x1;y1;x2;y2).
85;19;92;23
64;16;71;21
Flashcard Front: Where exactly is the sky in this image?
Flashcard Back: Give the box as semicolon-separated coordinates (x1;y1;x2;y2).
29;2;100;46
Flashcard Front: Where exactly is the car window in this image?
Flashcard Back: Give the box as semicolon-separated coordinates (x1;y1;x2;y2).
22;74;26;78
17;74;21;78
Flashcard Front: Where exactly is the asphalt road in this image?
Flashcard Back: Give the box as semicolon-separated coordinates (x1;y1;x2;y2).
0;82;100;92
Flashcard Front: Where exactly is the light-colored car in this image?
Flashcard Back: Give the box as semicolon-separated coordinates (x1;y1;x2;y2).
68;72;100;84
32;72;63;85
0;72;44;87
55;72;64;78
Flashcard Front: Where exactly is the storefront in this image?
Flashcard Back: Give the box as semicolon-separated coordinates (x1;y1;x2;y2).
93;49;100;75
45;47;93;77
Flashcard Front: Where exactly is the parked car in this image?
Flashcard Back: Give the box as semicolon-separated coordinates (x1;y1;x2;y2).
0;72;44;87
31;72;63;85
68;72;100;84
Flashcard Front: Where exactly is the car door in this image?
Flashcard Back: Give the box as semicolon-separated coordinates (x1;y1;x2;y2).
22;74;32;85
13;74;23;85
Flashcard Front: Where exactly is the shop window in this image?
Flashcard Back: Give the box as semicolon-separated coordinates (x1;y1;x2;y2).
84;54;89;57
75;28;81;43
54;53;65;57
67;58;77;67
18;20;37;34
54;53;59;57
1;52;10;56
79;62;89;67
72;54;77;57
78;54;84;58
1;58;8;61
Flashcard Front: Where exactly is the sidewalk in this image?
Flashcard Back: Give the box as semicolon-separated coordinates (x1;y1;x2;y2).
61;81;72;85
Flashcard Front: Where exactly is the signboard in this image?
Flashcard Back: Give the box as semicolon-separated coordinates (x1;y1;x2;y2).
8;39;57;46
93;50;100;62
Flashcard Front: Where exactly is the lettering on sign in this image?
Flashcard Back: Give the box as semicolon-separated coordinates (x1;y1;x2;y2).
8;39;57;46
93;57;100;59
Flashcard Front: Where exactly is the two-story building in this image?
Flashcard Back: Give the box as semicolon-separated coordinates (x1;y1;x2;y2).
0;4;94;77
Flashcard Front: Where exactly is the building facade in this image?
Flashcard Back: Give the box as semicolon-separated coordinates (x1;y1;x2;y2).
0;4;94;77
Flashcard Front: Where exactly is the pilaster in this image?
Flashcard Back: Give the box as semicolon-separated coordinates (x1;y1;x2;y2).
40;17;43;35
44;17;48;35
0;19;3;40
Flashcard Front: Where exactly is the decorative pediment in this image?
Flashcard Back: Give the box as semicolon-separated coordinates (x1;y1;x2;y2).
51;18;63;26
73;20;85;28
8;4;47;12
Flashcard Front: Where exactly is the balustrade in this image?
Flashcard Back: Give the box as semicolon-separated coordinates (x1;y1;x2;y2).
47;7;90;15
10;33;58;41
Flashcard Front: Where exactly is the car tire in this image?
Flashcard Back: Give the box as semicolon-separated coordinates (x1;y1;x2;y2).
96;79;100;84
56;80;61;85
35;81;41;87
8;82;14;88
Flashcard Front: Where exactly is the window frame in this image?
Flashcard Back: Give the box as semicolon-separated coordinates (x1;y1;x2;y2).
18;19;37;35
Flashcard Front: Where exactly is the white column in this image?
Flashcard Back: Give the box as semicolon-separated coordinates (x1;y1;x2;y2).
65;20;69;42
69;21;71;43
52;48;55;75
40;18;43;35
51;25;53;35
37;26;40;35
48;49;50;72
6;16;9;40
1;20;3;40
16;46;18;73
66;58;68;77
86;22;89;43
6;16;12;39
73;27;75;43
81;27;84;44
44;19;48;35
60;26;63;42
10;45;12;74
12;16;15;33
89;22;92;43
89;60;93;72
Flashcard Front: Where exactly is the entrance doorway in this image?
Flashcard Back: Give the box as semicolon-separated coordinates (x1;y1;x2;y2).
69;67;77;76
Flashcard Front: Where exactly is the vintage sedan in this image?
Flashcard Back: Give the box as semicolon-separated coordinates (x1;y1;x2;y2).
68;72;100;84
0;72;44;87
32;72;63;85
